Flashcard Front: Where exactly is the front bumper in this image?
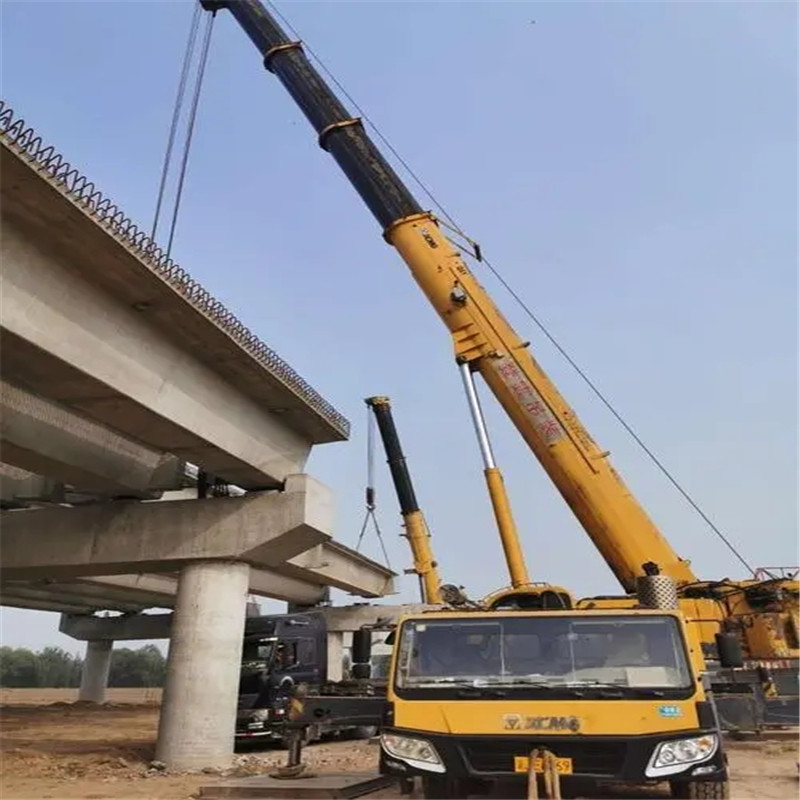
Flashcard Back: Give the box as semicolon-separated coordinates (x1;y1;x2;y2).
235;710;286;741
235;722;284;740
379;728;728;785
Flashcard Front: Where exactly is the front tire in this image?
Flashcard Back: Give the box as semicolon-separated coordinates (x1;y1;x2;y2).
350;725;378;740
421;775;461;799
671;780;730;799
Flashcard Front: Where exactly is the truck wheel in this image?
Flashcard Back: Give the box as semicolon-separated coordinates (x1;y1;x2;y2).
671;780;730;799
351;725;378;740
421;776;460;799
302;724;323;744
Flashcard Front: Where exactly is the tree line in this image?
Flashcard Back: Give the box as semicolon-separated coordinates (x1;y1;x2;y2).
0;644;167;688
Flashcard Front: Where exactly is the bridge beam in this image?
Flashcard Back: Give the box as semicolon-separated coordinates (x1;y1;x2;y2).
0;380;184;498
1;136;349;490
0;474;331;580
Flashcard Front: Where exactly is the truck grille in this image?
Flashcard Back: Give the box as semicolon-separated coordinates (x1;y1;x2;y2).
461;738;627;776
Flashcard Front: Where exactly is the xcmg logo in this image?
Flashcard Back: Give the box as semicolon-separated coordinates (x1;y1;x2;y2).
502;714;582;733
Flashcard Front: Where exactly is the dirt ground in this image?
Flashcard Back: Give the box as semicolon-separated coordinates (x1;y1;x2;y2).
1;690;797;800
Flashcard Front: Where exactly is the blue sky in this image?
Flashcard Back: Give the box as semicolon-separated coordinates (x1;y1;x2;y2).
1;0;797;655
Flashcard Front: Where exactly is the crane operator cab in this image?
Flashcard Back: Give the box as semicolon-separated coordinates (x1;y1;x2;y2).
380;608;729;799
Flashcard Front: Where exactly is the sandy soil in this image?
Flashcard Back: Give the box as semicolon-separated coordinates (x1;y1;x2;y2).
0;690;797;800
0;688;163;706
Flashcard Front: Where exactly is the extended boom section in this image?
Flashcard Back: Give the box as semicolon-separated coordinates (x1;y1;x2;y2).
200;0;421;229
365;396;442;604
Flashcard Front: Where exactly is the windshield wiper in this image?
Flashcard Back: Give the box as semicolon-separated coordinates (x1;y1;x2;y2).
407;678;509;696
456;686;508;698
560;680;667;698
483;680;593;696
408;678;478;688
469;676;552;687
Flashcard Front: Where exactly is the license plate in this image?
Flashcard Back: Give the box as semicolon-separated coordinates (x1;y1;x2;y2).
513;756;573;775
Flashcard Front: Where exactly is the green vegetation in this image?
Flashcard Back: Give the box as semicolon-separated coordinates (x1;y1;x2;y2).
0;644;166;688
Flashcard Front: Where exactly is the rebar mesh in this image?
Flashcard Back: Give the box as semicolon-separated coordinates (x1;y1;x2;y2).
0;100;350;439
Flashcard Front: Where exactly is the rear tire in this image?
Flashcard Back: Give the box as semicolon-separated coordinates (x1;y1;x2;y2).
671;780;730;799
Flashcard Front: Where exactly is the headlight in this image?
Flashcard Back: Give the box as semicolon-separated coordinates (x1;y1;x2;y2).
251;708;270;722
646;735;719;777
380;733;444;773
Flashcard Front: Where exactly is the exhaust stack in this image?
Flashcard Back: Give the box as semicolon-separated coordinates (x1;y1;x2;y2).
636;562;679;610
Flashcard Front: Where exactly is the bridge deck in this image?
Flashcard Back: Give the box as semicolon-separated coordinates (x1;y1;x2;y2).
1;101;348;491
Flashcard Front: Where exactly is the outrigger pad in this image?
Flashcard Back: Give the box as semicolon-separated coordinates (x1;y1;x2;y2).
197;771;396;799
268;763;315;780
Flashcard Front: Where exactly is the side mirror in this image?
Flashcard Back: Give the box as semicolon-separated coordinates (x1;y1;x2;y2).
715;632;744;669
351;629;373;680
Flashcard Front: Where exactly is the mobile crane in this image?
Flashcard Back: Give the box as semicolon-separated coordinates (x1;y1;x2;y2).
199;0;797;673
365;396;443;606
365;393;559;610
198;2;765;796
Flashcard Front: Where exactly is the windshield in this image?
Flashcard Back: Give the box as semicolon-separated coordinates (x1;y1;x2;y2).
241;637;276;666
394;615;692;695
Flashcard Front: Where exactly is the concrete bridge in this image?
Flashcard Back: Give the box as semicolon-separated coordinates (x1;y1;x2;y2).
0;100;395;770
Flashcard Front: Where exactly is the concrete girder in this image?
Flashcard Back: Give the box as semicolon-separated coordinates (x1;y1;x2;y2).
80;550;389;605
0;380;185;498
60;612;176;641
71;573;179;600
0;580;170;613
0;556;377;615
0;135;349;489
0;133;349;447
70;574;179;607
0;474;332;580
0;574;179;615
0;228;311;489
312;602;444;631
0;563;330;616
57;602;442;644
245;570;327;605
0;463;63;507
284;540;395;598
2;596;101;615
90;568;330;607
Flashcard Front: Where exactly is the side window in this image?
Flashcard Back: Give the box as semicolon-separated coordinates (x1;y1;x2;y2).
297;638;315;666
277;641;299;670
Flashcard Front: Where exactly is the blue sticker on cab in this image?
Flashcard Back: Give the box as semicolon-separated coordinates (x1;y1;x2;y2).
658;705;683;718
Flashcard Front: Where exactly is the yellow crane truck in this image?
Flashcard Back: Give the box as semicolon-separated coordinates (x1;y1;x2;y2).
381;589;728;799
363;401;732;798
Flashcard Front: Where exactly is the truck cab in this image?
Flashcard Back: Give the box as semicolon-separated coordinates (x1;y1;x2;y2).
380;608;729;799
237;611;327;742
236;610;382;744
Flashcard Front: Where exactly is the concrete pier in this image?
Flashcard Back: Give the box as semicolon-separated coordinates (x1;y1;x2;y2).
155;560;250;771
77;639;113;703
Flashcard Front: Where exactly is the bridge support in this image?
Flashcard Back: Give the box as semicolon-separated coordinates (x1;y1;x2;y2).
78;639;113;703
155;560;250;771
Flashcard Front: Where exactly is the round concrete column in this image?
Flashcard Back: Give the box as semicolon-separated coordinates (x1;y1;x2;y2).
155;560;250;771
78;639;113;703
